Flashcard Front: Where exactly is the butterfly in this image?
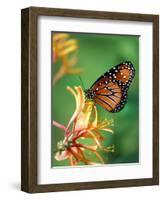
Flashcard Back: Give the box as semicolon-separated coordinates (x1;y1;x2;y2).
84;61;136;112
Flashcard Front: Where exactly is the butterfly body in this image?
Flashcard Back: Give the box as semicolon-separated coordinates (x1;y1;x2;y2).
85;61;135;113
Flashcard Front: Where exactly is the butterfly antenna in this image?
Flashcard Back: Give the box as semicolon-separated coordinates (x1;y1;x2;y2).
78;76;85;91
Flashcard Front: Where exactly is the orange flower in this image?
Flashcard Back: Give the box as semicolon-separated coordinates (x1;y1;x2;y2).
53;86;114;166
53;33;82;85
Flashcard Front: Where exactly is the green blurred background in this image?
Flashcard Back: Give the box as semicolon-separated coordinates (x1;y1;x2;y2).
52;32;139;167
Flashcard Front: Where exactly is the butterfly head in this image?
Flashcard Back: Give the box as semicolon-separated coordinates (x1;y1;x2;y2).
84;89;95;100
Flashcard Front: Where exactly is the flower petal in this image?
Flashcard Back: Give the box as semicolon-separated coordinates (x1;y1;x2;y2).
66;86;85;133
53;120;67;132
55;150;69;161
91;105;98;127
101;128;114;133
69;154;78;166
53;33;69;42
75;143;98;151
87;130;102;147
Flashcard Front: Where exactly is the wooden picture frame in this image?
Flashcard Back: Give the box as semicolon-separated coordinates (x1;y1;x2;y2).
21;7;159;193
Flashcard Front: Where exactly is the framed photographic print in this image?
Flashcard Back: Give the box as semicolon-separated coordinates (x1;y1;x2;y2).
21;7;159;193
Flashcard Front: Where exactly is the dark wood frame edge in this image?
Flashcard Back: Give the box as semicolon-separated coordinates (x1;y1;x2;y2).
21;7;159;193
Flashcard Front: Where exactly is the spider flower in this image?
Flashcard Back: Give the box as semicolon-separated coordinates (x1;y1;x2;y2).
53;33;82;85
53;86;114;166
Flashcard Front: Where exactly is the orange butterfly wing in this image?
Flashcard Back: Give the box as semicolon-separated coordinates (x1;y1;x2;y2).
86;61;135;112
93;82;122;112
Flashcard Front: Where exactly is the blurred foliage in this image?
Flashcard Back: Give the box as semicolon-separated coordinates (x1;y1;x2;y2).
52;32;139;167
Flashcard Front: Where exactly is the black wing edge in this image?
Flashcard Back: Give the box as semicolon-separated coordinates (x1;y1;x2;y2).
90;61;135;89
